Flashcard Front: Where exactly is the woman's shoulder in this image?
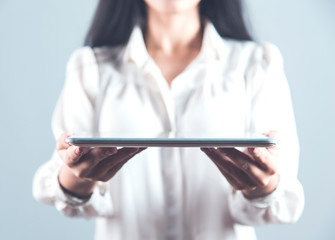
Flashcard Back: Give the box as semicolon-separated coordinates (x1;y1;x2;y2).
66;47;97;71
66;46;125;71
223;39;284;68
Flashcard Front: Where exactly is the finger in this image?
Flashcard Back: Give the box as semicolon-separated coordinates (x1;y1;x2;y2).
88;148;142;180
62;146;91;166
216;161;257;190
98;160;128;182
248;148;277;174
218;148;256;163
223;171;246;190
56;132;72;151
201;148;257;189
94;148;141;172
218;148;271;186
71;147;117;177
78;147;118;165
217;148;256;166
138;147;148;152
56;133;72;161
56;133;90;165
105;147;141;164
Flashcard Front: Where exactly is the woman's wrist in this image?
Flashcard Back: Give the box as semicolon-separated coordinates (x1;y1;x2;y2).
58;165;97;199
242;173;280;199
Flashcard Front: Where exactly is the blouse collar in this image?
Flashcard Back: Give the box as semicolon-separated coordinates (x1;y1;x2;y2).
123;21;228;68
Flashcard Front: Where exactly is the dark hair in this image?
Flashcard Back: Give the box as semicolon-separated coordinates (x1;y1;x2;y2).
84;0;252;48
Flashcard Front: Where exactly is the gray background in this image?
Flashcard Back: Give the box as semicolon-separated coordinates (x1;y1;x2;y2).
0;0;334;239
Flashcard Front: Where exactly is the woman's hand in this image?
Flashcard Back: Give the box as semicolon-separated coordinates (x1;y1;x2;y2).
57;133;145;198
201;132;280;199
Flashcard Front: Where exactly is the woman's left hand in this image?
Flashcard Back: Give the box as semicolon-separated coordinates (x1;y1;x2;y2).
201;131;280;199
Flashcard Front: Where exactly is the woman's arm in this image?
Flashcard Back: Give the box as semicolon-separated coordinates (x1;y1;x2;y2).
33;47;145;218
202;43;304;225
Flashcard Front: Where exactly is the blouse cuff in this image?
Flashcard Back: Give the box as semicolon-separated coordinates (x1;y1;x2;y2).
237;180;284;208
51;166;113;218
55;176;109;207
55;182;91;207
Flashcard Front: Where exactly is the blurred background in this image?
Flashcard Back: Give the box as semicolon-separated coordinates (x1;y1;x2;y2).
0;0;334;239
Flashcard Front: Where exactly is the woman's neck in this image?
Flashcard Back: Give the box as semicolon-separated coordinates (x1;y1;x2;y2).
145;8;203;55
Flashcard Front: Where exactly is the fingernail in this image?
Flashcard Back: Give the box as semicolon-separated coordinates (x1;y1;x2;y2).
74;147;80;155
74;147;84;156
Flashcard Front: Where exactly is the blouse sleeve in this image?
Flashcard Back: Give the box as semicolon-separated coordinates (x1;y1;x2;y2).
228;43;305;225
32;47;114;218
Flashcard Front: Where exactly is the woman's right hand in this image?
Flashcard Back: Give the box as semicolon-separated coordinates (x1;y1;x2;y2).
57;133;145;198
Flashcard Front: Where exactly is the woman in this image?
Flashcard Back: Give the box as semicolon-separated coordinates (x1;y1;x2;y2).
33;0;304;239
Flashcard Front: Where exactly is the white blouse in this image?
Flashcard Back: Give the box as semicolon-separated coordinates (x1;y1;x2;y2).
33;23;304;240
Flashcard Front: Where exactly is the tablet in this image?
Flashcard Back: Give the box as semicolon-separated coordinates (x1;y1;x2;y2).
66;137;276;148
